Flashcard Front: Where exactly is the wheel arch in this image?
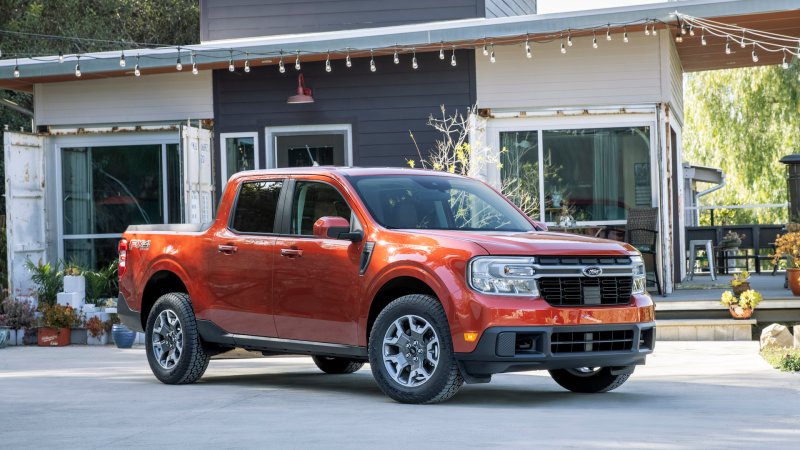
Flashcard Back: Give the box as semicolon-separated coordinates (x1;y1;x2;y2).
140;269;189;330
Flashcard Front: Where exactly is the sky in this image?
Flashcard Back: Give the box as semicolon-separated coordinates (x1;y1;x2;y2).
537;0;667;14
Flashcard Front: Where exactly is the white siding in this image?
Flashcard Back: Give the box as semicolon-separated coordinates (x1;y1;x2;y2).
33;72;213;126
476;34;664;110
661;33;685;125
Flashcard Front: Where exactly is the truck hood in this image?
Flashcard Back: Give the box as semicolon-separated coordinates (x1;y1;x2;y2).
403;230;637;256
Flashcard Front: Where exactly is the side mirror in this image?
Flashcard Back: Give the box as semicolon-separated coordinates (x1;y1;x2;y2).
313;216;363;242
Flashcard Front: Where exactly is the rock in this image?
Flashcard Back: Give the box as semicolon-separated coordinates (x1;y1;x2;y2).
760;324;794;349
794;325;800;349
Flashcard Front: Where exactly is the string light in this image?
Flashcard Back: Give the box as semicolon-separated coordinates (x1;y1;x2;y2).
751;43;759;63
119;50;126;67
412;49;418;69
228;50;235;72
294;51;301;71
740;30;747;48
782;50;789;69
675;32;683;43
689;25;695;36
489;44;495;63
623;28;629;43
134;55;141;76
13;58;19;78
58;50;64;63
652;24;657;36
593;31;598;48
725;37;732;55
176;48;182;71
75;55;81;77
525;36;532;58
482;42;489;56
567;31;573;47
370;50;376;72
451;46;457;66
439;44;445;60
701;29;707;46
191;52;198;75
346;50;352;68
561;34;567;54
645;24;650;36
393;49;399;64
278;51;285;73
325;52;331;72
244;52;250;73
681;23;687;35
606;25;612;41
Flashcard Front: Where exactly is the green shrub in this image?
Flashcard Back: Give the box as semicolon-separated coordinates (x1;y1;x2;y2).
24;259;63;308
779;353;800;372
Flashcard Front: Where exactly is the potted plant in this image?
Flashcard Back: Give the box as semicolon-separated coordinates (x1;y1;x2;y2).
24;259;63;308
773;232;800;295
730;271;751;296
0;296;36;346
38;304;80;346
720;289;763;319
85;316;108;345
107;314;136;348
720;230;743;249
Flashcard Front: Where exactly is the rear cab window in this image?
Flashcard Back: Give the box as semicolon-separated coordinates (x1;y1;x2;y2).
230;180;283;234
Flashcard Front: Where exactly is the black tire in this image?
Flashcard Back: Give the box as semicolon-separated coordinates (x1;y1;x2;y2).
145;292;210;384
311;356;365;374
368;294;464;404
548;367;633;393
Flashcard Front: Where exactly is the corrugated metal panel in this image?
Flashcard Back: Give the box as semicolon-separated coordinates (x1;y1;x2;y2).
33;72;214;127
201;0;484;41
476;35;663;110
486;0;536;18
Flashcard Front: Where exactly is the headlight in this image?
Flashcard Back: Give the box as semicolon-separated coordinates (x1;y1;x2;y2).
631;255;647;294
468;257;539;297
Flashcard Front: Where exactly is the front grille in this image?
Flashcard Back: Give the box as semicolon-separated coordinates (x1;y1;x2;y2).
551;329;634;353
538;276;633;306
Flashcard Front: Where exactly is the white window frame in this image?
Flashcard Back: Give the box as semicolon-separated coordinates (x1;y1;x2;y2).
265;124;353;169
487;114;658;227
220;132;260;190
53;132;179;263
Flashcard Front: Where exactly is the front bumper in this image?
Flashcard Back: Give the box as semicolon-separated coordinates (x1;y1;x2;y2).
117;293;144;333
455;322;655;377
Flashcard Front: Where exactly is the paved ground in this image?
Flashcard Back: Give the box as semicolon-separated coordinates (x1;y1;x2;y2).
1;341;798;449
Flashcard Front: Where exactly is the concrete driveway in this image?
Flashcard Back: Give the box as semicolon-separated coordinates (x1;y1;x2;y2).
0;341;798;449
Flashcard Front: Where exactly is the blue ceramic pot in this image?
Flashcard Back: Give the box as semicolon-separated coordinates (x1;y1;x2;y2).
112;324;136;348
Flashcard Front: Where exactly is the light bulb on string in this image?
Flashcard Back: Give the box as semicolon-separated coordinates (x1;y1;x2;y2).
751;44;759;63
652;24;657;36
294;51;301;71
228;51;235;72
725;39;732;55
58;50;64;63
191;52;198;75
689;26;695;36
451;47;457;67
644;24;650;36
412;50;418;69
592;31;598;48
606;25;611;41
782;50;790;69
561;34;567;54
623;28;629;43
176;48;183;71
13;59;19;78
393;49;399;64
244;53;250;73
567;33;573;47
370;50;376;72
740;31;746;48
325;52;332;72
119;50;126;67
134;55;141;76
489;44;495;63
701;29;707;46
439;44;445;60
75;55;81;77
482;42;489;56
346;50;352;68
680;23;687;35
525;37;532;58
279;52;285;73
675;33;683;44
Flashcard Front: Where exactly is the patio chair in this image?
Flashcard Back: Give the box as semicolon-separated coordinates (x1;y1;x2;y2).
625;207;662;295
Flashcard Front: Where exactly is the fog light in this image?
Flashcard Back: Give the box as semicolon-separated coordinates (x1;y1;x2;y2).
464;332;479;342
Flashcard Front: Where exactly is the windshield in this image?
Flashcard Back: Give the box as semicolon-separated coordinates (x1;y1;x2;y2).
349;175;534;232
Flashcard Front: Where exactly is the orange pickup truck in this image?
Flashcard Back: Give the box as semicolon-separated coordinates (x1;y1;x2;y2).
118;167;655;404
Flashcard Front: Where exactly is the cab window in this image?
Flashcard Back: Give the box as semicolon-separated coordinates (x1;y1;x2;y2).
230;180;283;233
290;181;352;235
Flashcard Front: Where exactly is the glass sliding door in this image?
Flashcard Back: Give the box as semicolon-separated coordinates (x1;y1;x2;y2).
61;143;178;269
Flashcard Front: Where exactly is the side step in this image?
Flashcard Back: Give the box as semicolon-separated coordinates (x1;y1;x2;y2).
656;319;755;341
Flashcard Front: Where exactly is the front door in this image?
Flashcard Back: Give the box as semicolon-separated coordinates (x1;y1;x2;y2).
203;178;283;336
273;177;363;345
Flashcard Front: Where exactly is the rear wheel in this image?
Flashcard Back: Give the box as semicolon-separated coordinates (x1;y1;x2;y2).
312;356;364;374
145;292;210;384
368;294;463;404
548;366;633;393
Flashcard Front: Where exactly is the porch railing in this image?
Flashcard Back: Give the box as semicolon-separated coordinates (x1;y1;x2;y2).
685;224;785;274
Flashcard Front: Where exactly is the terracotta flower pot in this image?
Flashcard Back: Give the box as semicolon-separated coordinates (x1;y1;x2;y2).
38;327;71;346
728;305;753;319
788;268;800;296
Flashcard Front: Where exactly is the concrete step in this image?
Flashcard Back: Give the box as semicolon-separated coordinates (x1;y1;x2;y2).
656;319;755;341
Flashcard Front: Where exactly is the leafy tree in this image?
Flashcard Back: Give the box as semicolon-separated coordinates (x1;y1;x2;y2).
683;63;800;225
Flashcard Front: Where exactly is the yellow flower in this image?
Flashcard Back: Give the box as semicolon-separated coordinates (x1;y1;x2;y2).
720;291;736;307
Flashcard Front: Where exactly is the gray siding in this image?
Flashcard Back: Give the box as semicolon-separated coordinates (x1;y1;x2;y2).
201;0;486;42
212;50;476;197
485;0;536;18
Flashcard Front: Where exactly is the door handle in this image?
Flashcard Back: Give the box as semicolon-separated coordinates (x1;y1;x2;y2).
280;248;303;258
218;244;238;254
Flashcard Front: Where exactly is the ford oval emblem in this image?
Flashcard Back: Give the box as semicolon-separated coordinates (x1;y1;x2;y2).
583;266;603;277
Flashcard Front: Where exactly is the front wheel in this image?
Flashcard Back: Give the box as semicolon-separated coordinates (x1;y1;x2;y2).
368;294;464;404
312;356;364;374
145;292;210;384
548;367;633;393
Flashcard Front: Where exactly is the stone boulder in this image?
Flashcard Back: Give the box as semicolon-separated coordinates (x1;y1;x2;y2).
760;324;794;349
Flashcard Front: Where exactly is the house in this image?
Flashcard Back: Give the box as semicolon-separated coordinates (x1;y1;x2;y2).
2;0;800;298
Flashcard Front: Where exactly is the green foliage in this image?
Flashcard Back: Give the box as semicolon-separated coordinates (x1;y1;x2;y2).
40;303;81;329
684;63;800;225
23;259;63;307
84;260;119;303
779;352;800;372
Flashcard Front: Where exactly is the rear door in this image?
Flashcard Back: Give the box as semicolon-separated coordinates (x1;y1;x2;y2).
273;176;364;345
3;132;47;298
202;177;284;336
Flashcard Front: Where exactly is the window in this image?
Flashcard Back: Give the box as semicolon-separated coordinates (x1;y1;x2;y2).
221;133;259;184
290;181;352;235
230;181;282;234
499;125;651;224
266;125;352;168
350;175;534;232
61;143;181;268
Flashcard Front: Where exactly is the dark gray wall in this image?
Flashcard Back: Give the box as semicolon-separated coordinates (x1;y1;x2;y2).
201;0;487;42
485;0;536;18
212;50;477;198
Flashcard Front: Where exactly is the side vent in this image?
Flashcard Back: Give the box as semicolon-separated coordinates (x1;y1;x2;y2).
360;242;376;275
